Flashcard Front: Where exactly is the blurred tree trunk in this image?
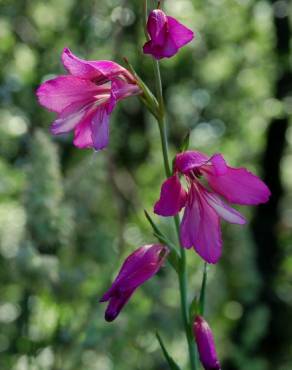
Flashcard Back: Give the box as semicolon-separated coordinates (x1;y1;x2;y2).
251;0;292;366
226;2;291;369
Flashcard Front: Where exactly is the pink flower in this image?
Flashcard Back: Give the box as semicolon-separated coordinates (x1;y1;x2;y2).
100;244;168;322
36;48;141;151
143;9;194;60
193;316;221;370
154;151;271;264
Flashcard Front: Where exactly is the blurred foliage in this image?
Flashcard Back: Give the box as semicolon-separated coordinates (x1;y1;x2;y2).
0;0;291;370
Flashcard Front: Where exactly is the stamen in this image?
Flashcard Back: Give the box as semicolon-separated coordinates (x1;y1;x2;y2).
189;168;202;179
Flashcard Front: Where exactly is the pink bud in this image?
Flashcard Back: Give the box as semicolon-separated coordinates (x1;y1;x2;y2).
193;316;221;370
100;244;168;321
143;9;194;60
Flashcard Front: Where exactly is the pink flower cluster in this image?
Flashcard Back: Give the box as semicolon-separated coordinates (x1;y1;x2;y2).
37;48;141;151
154;151;270;263
36;6;270;370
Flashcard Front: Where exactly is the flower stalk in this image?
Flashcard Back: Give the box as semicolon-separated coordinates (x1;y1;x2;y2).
35;0;273;368
145;7;197;366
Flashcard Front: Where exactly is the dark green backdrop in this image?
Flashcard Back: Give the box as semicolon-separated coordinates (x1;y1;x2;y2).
0;0;291;369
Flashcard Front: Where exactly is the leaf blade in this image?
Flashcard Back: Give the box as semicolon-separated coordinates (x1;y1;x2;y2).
156;332;182;370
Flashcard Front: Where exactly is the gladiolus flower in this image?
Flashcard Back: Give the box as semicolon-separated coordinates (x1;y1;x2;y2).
100;244;168;322
154;150;271;263
36;48;141;151
143;9;194;60
193;316;221;370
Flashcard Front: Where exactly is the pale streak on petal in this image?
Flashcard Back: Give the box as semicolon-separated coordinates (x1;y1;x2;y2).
203;192;246;225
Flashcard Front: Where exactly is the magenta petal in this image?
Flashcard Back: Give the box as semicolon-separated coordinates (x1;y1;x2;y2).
157;36;179;59
74;104;112;150
193;316;221;370
111;78;141;102
36;76;99;113
147;10;168;45
180;185;222;264
51;101;93;135
143;40;178;60
204;192;246;225
143;10;194;59
62;48;135;83
209;153;227;176
100;244;168;321
154;175;187;217
167;16;194;48
143;28;178;60
175;151;209;174
90;105;111;151
73;112;94;149
62;47;104;80
103;291;133;322
206;166;271;205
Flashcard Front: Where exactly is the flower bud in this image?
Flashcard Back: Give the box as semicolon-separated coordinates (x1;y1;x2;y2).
193;315;221;370
100;244;168;321
143;9;194;60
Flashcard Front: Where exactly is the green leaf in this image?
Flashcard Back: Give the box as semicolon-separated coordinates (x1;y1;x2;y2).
123;58;159;119
189;263;208;320
156;332;182;370
144;211;179;254
179;130;191;152
199;262;208;315
189;296;199;321
144;210;162;237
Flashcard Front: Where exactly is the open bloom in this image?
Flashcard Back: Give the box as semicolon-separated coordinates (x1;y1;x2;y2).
193;316;221;370
100;244;168;322
143;9;194;59
154;150;271;263
36;48;141;151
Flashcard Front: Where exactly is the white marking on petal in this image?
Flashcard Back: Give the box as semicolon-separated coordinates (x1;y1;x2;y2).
204;192;246;225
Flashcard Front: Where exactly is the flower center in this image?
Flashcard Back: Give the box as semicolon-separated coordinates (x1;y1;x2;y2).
189;168;202;180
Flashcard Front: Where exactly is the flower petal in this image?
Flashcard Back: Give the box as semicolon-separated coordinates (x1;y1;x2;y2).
193;316;221;370
204;192;246;225
100;244;168;321
154;174;187;217
51;101;92;135
143;10;194;59
143;39;178;60
62;48;135;83
167;16;194;48
147;9;168;45
111;78;141;102
180;185;222;264
206;166;271;205
90;105;111;151
103;291;134;322
36;75;99;113
175;151;209;174
209;153;227;175
73;111;95;149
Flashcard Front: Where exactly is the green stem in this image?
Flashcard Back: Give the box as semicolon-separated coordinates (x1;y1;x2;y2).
143;0;150;41
157;117;171;178
153;57;197;370
179;247;197;370
153;60;164;113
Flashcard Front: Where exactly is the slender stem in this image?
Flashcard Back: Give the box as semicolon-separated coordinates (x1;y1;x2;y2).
179;247;197;370
143;0;150;41
153;57;197;370
153;60;164;114
157;118;171;178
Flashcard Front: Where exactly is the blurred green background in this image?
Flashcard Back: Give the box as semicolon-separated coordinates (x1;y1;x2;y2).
0;0;291;369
